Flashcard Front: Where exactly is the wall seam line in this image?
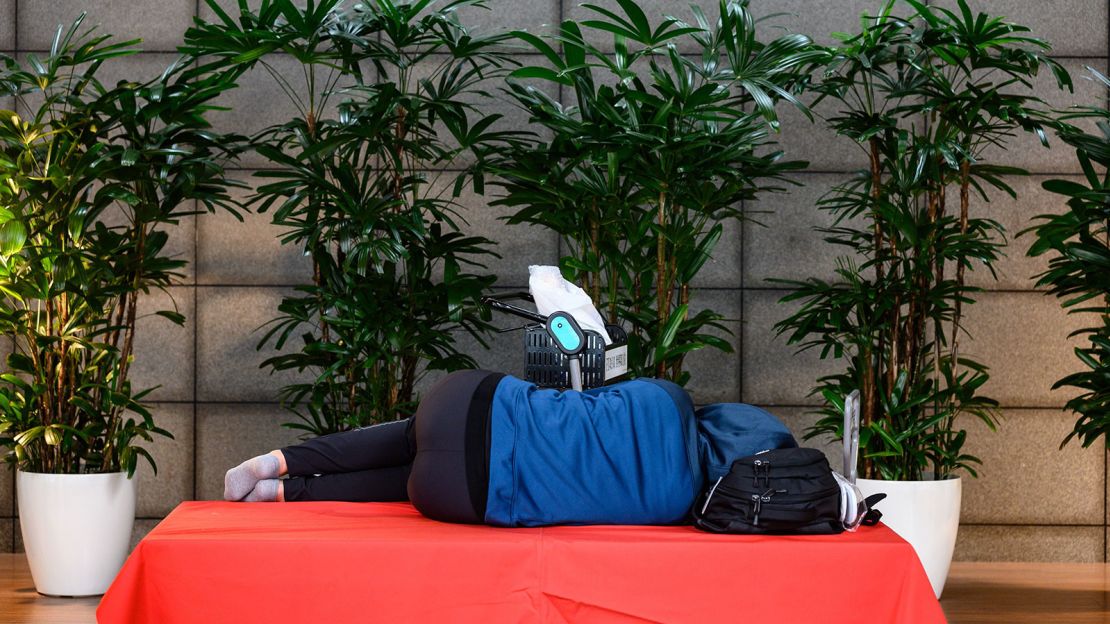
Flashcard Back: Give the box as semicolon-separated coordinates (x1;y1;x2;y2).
192;0;202;509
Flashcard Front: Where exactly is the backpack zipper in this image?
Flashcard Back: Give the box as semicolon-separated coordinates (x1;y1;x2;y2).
752;459;770;488
716;482;839;503
751;488;787;525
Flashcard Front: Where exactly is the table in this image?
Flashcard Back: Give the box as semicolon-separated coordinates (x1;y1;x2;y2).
97;501;945;623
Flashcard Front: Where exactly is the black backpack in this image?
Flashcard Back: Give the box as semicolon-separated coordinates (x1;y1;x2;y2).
692;448;883;535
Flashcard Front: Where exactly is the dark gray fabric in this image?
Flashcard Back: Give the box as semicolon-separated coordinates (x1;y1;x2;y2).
283;465;412;502
282;418;415;476
407;370;494;524
281;419;416;502
276;370;497;523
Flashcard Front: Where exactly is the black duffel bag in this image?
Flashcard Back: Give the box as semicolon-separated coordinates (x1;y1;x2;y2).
692;447;883;535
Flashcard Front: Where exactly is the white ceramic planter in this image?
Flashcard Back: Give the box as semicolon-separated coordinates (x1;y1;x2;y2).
857;475;961;599
16;470;136;597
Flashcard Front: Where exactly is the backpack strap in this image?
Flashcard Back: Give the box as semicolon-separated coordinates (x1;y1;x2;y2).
860;493;886;527
692;515;733;534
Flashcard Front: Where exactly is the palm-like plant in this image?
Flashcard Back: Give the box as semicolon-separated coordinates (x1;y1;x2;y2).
496;0;821;384
183;0;517;434
1028;68;1110;449
773;0;1071;480
0;17;242;475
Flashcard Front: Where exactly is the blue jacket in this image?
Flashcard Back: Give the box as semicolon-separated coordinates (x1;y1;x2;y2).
484;376;796;527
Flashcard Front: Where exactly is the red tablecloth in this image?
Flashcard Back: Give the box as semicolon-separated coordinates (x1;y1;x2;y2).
97;501;944;624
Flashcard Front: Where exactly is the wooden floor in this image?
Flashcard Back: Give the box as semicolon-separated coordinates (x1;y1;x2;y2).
944;562;1110;623
1;554;1109;623
0;554;100;623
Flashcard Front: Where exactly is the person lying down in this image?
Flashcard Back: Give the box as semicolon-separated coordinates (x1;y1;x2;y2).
224;370;797;527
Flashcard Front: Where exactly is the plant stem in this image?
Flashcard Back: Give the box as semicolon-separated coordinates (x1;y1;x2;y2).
607;257;619;325
671;284;689;380
930;184;945;470
400;354;416;417
655;188;669;379
590;205;601;305
862;137;884;478
950;159;971;361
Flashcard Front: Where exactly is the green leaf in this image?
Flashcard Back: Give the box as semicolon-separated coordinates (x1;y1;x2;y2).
44;426;62;446
562;21;587;68
511;31;565;71
612;0;650;40
155;311;187;325
121;148;140;167
655;305;688;356
679;224;723;283
509;66;571;85
1042;179;1090;197
0;220;26;257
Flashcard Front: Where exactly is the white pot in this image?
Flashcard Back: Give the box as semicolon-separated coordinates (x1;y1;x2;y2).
857;475;961;599
16;470;136;597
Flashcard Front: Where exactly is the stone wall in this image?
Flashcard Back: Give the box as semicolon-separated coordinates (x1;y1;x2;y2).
1;0;1107;561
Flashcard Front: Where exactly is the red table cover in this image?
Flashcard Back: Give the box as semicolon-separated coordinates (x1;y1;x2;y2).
97;501;945;624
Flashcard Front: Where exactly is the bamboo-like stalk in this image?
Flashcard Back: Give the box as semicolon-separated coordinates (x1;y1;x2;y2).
386;358;398;420
655;188;670;379
607;257;619;325
394;100;417;423
590;206;601;305
58;294;70;467
310;98;330;406
348;361;358;419
888;200;903;396
950;160;971;360
57;294;68;423
670;283;690;380
102;210;147;472
43;298;55;430
369;358;384;427
862;137;884;478
310;105;331;352
632;273;642;321
931;182;945;392
399;354;417;417
940;159;973;458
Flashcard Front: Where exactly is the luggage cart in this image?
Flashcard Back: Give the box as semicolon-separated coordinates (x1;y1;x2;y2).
482;293;628;392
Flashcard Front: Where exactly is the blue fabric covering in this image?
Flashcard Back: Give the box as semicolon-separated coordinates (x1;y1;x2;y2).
695;403;798;483
483;376;798;527
485;377;700;527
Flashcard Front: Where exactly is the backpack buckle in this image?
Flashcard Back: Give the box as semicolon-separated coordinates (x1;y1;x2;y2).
860;493;887;526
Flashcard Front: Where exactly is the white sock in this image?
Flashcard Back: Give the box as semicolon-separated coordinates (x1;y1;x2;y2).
223;454;280;501
244;479;280;503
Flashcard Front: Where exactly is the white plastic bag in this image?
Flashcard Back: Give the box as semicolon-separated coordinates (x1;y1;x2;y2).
528;265;611;345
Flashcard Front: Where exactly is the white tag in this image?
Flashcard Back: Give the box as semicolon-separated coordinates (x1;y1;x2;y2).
603;345;628;381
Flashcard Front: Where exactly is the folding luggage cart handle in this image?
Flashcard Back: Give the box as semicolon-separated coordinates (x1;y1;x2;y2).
545;312;586;391
482;295;588;392
481;293;546;324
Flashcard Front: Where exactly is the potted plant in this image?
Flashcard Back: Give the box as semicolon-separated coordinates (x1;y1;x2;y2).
772;0;1069;597
0;18;241;596
1028;69;1110;448
183;0;511;434
495;0;821;384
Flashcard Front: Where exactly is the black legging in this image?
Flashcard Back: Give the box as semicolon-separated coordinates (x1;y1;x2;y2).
281;419;415;502
280;370;504;524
